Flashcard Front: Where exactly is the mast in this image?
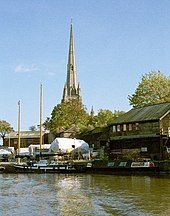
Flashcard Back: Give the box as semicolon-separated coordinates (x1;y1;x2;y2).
40;84;43;154
17;100;21;163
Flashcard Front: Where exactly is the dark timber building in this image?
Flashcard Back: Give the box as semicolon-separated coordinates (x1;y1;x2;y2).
108;102;170;160
80;103;170;160
4;131;51;149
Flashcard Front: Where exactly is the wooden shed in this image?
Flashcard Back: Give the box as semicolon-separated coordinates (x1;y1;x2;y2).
108;102;170;160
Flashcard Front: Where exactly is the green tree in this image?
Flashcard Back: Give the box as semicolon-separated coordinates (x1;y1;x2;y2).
0;120;13;145
29;125;37;131
94;109;125;127
128;71;170;107
44;99;89;135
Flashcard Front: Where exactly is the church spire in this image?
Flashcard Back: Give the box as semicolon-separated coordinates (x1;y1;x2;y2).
62;22;81;103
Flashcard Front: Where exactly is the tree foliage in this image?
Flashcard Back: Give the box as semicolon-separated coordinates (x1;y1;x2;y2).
0;120;13;144
44;99;125;135
44;99;89;135
128;71;170;107
29;125;38;131
94;109;125;127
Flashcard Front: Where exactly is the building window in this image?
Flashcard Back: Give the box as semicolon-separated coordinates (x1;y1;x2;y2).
117;125;121;132
123;124;126;131
112;126;116;132
135;123;139;130
129;124;132;131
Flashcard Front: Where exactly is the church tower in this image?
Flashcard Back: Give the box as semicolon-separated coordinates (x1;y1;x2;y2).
62;23;81;103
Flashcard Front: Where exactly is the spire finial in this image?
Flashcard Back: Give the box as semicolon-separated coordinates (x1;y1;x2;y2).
90;106;94;117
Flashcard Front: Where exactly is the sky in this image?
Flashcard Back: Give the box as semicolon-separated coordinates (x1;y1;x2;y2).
0;0;170;133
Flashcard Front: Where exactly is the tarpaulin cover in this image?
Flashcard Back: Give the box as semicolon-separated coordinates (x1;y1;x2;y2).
49;138;89;154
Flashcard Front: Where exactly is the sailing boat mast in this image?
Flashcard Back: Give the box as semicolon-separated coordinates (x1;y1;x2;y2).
39;84;43;154
17;100;21;163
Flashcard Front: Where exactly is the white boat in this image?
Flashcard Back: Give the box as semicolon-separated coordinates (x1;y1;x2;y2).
14;159;86;173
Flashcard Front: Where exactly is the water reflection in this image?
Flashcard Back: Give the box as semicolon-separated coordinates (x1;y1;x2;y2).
0;174;169;216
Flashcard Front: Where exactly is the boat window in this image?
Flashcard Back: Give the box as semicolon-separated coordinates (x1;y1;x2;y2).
141;147;147;152
108;162;115;167
119;162;127;167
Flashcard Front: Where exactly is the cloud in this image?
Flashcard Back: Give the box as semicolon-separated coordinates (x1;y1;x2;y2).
15;64;39;73
48;72;56;76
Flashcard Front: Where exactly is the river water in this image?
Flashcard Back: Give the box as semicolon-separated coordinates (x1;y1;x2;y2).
0;173;169;216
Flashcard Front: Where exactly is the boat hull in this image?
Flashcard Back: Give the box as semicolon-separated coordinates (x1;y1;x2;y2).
14;164;86;174
85;160;160;175
13;160;160;175
85;167;159;175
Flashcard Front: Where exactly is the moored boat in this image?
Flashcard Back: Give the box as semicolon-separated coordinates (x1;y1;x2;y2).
14;159;87;173
85;160;160;175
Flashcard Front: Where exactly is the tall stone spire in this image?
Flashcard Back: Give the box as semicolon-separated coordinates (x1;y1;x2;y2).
62;22;81;102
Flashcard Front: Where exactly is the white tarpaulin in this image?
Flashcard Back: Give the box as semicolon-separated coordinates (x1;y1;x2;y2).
0;148;12;159
0;149;11;155
17;148;30;156
49;138;89;154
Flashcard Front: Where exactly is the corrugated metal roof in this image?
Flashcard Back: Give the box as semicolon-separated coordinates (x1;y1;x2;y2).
5;131;46;139
111;102;170;125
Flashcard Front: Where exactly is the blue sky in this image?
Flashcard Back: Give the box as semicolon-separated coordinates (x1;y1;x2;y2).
0;0;170;132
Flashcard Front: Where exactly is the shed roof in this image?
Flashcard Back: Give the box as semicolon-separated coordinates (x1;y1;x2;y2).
5;131;47;139
111;102;170;125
